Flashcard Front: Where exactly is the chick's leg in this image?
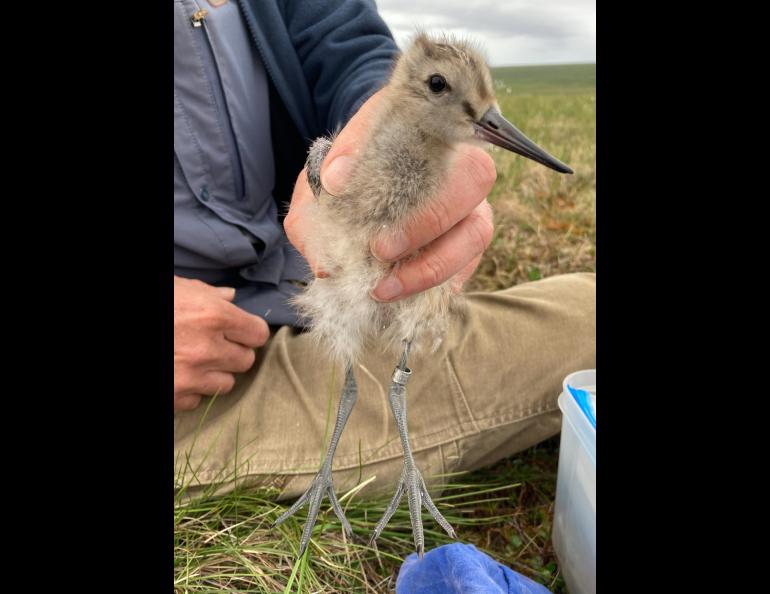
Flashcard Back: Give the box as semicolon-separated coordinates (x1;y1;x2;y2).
272;365;357;558
369;342;456;557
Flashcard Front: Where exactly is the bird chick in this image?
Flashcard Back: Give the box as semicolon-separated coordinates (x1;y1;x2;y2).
293;33;570;365
274;32;572;559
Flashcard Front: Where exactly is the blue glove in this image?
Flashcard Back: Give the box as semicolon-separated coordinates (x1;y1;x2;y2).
396;543;552;594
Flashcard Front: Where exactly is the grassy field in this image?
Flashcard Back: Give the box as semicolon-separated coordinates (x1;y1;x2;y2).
174;63;596;593
468;63;596;291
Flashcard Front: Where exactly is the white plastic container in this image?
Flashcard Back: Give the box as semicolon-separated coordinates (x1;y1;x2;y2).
552;369;596;594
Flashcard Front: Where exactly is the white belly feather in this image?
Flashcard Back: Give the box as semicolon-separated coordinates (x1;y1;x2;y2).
290;199;457;365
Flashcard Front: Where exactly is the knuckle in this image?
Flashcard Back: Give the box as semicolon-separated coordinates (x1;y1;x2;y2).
251;319;269;345
199;310;223;330
420;253;450;288
467;206;495;253
174;374;194;396
479;198;494;222
424;195;454;238
285;168;311;240
240;348;257;371
464;148;497;193
191;342;215;364
259;326;270;346
283;211;307;256
283;210;297;240
177;395;201;412
220;374;236;394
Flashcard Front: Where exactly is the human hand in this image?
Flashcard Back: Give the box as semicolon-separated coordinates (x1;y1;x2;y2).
174;276;269;412
283;90;496;302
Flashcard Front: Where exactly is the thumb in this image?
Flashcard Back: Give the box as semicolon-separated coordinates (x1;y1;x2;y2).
320;155;354;197
319;89;385;196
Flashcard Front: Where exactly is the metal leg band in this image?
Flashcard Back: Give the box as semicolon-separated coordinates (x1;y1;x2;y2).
392;366;412;386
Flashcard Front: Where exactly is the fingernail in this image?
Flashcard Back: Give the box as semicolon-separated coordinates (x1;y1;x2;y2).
371;275;403;302
217;287;236;300
320;155;353;196
372;233;410;262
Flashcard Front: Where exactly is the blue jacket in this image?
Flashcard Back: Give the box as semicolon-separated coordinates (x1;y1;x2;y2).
243;0;399;319
240;0;398;140
241;0;398;221
176;0;398;324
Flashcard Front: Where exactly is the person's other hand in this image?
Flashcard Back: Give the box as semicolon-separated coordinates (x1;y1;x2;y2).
284;90;496;302
174;276;269;412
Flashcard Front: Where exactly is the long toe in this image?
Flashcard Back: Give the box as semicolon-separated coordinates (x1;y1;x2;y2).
272;466;347;559
420;476;457;539
369;479;405;546
370;466;456;557
272;478;315;528
405;470;425;557
327;485;353;538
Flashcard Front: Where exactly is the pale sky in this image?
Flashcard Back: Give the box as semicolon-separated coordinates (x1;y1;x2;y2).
375;0;596;67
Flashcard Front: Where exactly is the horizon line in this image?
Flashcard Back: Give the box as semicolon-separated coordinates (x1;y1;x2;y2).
490;61;596;68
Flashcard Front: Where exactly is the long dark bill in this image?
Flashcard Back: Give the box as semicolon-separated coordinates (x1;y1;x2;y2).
473;107;573;174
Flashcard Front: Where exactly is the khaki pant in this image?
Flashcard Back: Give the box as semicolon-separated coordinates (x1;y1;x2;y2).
174;272;595;501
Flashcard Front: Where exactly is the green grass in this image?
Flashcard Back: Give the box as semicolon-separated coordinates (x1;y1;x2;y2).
175;63;596;593
468;65;596;292
175;438;564;592
492;63;595;95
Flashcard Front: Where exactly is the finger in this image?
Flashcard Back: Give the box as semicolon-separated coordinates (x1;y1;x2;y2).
185;276;234;300
221;305;270;347
319;89;385;196
178;276;236;300
449;253;483;293
216;286;236;301
370;144;496;262
200;371;237;396
371;201;493;302
212;340;257;374
175;394;202;412
283;168;327;278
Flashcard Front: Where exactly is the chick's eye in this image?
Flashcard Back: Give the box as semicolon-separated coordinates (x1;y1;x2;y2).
428;74;447;93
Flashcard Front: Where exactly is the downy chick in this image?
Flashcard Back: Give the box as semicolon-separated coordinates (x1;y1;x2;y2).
275;32;572;559
293;33;571;365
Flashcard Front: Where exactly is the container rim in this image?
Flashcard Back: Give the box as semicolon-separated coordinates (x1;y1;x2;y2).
558;369;596;463
561;369;596;394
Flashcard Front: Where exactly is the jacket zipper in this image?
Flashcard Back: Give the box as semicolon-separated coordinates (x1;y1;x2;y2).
190;8;207;26
190;2;246;200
